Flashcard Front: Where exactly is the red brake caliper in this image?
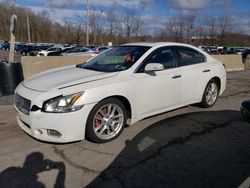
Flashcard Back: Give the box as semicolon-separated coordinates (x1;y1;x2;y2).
95;114;102;128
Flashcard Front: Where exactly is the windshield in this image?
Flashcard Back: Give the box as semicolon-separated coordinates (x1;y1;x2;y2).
79;46;151;72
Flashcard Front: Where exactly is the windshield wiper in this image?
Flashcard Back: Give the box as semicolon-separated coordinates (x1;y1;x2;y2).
76;63;85;68
76;63;98;71
83;66;100;71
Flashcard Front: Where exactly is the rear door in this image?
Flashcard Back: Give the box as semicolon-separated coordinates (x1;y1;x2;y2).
176;46;211;104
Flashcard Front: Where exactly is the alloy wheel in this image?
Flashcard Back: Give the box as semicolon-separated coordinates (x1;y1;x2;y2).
93;103;124;140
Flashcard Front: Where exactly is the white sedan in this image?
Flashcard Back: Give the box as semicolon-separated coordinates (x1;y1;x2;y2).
62;47;96;56
14;42;226;143
37;47;62;56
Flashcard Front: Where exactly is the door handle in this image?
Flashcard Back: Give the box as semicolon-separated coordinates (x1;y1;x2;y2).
203;69;211;73
172;75;182;79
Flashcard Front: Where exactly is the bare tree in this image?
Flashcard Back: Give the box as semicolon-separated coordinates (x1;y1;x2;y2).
87;8;104;44
200;15;218;45
165;15;184;42
122;11;143;41
206;16;217;37
106;5;118;37
72;15;85;44
184;12;197;44
217;14;235;45
0;3;9;40
132;16;144;37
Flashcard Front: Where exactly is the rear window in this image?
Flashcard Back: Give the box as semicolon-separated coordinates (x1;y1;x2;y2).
177;47;206;66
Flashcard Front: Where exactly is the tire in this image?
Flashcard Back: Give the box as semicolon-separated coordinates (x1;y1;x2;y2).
201;79;219;108
86;98;127;143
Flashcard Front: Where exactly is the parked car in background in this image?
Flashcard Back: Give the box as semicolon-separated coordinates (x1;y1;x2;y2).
19;45;36;55
200;46;218;54
62;47;96;56
200;45;248;55
234;47;246;54
38;46;63;56
15;43;27;53
14;42;226;143
27;45;52;56
48;46;74;56
0;40;9;50
87;45;100;49
92;46;111;55
225;48;237;54
0;40;3;49
217;47;227;54
38;46;75;56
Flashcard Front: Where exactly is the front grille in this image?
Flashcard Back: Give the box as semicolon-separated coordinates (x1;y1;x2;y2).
15;93;31;115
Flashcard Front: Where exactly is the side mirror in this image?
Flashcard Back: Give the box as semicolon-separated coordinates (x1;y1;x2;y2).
145;63;164;72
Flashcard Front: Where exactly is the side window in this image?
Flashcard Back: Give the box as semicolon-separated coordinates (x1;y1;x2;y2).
177;47;206;67
136;47;177;73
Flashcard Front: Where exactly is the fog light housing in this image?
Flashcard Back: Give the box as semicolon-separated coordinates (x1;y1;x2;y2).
37;129;43;134
34;129;43;135
47;129;62;137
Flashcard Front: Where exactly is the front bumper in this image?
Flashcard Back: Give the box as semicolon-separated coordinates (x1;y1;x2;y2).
14;83;96;143
15;104;95;143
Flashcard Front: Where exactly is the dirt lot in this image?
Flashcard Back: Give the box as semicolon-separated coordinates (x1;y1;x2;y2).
0;70;250;188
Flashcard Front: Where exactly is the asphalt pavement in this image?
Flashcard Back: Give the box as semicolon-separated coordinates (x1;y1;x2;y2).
0;70;250;188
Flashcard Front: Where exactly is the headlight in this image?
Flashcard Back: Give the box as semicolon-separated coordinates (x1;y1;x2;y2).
43;92;84;113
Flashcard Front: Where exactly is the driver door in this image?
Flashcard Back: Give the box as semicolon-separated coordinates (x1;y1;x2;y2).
132;46;182;118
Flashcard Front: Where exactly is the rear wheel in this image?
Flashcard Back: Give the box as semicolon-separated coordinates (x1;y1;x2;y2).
201;79;219;108
86;98;127;143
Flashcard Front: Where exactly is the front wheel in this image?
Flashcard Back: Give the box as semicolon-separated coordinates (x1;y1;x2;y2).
85;98;127;143
201;79;219;108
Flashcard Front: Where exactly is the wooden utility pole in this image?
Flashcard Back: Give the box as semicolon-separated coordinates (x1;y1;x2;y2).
86;0;90;46
9;14;17;63
26;11;31;43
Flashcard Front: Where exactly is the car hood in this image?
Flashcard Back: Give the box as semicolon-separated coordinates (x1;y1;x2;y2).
23;66;118;92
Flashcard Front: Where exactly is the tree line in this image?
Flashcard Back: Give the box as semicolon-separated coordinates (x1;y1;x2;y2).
0;2;250;46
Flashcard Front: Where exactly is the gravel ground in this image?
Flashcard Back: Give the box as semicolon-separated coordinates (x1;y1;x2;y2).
0;49;22;62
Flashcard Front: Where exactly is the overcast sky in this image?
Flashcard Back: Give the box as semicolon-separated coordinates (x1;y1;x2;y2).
2;0;250;35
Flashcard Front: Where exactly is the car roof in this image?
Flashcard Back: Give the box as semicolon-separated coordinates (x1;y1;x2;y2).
122;42;198;48
122;42;215;61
